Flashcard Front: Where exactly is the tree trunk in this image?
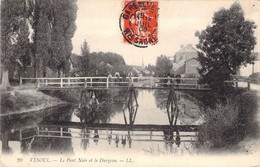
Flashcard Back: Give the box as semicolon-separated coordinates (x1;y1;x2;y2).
1;70;10;89
1;131;11;153
36;57;43;77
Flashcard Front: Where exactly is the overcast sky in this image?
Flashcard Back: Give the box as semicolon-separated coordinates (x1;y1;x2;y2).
71;0;260;76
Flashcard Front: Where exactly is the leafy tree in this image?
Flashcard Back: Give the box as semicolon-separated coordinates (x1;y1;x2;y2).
155;55;172;77
79;39;127;76
30;0;52;77
1;0;30;87
146;64;155;76
50;0;77;76
80;39;91;76
29;0;77;77
195;2;256;92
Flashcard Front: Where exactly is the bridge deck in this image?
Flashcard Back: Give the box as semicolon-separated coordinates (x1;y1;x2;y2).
20;76;250;91
37;86;211;91
40;121;199;132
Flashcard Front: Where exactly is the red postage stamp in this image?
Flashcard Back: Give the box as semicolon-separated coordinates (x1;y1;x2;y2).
119;1;159;48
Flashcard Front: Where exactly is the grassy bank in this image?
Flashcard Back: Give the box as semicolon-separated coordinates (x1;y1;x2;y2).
0;89;67;116
196;90;259;151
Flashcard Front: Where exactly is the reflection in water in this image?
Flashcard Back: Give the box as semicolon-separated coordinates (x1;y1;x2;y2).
80;128;90;151
1;89;200;155
93;130;99;145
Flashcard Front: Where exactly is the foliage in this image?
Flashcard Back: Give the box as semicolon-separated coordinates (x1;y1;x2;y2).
1;0;30;86
1;0;78;81
146;64;155;76
79;40;127;76
29;0;78;77
197;91;258;150
195;2;256;92
80;39;91;76
155;55;172;77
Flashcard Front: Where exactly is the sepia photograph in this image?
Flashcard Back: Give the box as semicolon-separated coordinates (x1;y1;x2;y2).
0;0;260;166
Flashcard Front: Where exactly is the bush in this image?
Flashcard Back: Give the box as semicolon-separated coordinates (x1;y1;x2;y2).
197;91;258;150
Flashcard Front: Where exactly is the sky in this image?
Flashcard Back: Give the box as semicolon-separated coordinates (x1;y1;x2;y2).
71;0;260;76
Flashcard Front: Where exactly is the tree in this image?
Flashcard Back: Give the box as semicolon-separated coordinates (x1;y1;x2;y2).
80;39;90;76
155;55;172;77
29;0;77;77
1;0;30;88
30;0;52;77
195;2;256;92
50;0;77;76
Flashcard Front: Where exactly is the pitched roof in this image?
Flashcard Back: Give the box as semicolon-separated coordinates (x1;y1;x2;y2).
177;44;198;53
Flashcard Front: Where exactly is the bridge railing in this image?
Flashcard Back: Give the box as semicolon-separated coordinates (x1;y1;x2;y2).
20;76;250;90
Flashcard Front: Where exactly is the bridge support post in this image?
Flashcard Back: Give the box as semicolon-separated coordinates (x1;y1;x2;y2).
122;87;139;127
19;130;22;141
60;127;63;136
84;78;87;88
60;79;63;88
20;77;22;85
166;88;180;126
106;77;109;88
36;79;40;88
37;127;39;135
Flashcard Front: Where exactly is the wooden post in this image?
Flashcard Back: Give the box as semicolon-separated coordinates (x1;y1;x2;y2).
61;79;63;88
37;127;39;135
37;79;40;88
247;81;250;90
20;77;22;85
60;127;63;136
68;78;71;86
235;79;238;88
45;79;48;86
90;78;93;87
150;130;153;140
106;77;109;88
19;129;22;141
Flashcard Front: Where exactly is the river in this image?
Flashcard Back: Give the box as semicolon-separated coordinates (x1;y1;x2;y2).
0;89;203;155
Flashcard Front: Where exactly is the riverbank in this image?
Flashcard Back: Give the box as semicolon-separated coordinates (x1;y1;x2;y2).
0;89;68;117
196;88;259;153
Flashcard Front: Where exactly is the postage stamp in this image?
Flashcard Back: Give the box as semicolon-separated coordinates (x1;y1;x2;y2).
119;1;159;48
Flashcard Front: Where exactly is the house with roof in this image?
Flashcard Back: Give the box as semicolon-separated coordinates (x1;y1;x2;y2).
171;44;201;77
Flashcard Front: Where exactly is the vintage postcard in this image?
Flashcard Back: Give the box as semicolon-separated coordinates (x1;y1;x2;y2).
0;0;260;166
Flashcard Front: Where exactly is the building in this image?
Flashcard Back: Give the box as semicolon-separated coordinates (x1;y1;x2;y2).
171;44;201;77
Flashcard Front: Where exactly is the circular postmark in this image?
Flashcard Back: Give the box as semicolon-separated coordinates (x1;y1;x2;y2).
119;1;159;48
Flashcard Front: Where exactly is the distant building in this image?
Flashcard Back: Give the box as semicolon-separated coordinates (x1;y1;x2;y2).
69;53;83;76
132;65;150;77
174;44;198;63
171;44;201;77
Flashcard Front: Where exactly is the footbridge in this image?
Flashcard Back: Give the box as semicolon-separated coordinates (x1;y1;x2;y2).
20;76;250;91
